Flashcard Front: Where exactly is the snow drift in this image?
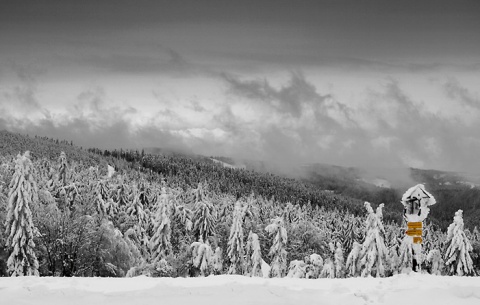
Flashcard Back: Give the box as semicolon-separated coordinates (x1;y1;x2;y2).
1;274;480;305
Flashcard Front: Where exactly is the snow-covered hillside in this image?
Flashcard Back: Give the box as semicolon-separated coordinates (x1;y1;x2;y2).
1;274;480;305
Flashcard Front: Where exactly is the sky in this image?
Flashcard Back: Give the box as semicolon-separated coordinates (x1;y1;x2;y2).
1;0;480;173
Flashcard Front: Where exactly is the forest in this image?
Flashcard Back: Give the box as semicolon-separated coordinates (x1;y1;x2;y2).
0;130;479;278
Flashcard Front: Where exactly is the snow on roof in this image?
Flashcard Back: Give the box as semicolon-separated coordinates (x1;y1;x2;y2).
401;184;436;206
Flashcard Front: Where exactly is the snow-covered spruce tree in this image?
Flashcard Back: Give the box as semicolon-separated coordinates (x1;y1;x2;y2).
265;217;288;277
150;186;173;262
227;200;248;274
212;246;223;275
426;249;444;275
387;244;400;276
358;202;389;277
334;241;345;278
444;210;474;276
174;204;193;231
305;253;323;279
4;151;39;276
246;231;263;277
397;234;414;272
192;186;217;242
114;176;131;209
287;259;307;278
57;151;67;186
346;241;362;277
190;238;214;276
95;179;110;216
105;197;119;219
126;185;147;226
320;258;335;278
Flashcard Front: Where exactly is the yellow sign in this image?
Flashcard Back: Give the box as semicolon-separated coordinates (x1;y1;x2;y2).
407;222;423;229
406;222;423;244
413;237;422;244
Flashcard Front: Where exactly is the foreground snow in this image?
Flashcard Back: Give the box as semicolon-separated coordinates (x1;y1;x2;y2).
1;274;480;305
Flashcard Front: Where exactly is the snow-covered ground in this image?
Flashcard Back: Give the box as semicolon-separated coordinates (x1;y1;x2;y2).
1;274;480;305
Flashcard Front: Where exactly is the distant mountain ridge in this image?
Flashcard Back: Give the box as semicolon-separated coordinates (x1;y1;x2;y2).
1;130;479;230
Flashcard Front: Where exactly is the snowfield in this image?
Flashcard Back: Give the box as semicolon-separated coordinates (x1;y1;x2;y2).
1;274;480;305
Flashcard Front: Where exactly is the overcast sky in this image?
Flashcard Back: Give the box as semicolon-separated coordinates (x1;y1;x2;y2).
1;0;480;173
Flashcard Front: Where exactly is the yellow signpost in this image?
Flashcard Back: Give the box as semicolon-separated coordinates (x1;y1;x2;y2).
401;185;436;271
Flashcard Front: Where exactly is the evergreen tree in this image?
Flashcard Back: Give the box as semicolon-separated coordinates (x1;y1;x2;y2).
126;185;147;226
227;200;248;274
320;258;335;278
334;241;345;278
190;238;214;276
150;186;173;262
426;249;443;275
359;202;389;277
114;176;131;208
95;179;110;216
397;234;414;272
287;259;307;278
265;217;288;277
57;151;67;186
305;253;323;279
192;185;217;242
212;246;223;275
444;210;474;276
346;242;362;277
387;244;400;276
4;151;40;276
246;231;263;277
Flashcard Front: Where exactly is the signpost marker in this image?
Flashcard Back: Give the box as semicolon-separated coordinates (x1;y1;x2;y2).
401;184;436;271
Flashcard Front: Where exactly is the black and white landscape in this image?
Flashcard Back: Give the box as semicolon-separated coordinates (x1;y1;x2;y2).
1;1;480;304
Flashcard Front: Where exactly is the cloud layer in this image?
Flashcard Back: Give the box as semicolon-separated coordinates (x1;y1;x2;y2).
2;61;480;175
1;1;480;174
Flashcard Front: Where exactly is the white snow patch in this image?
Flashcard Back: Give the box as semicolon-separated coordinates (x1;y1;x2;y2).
1;274;480;305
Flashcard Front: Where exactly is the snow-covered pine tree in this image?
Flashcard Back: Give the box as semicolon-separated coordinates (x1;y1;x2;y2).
212;246;223;275
334;241;345;278
106;197;119;219
265;216;288;277
387;244;400;276
4;151;40;276
287;259;307;278
57;151;67;186
358;202;389;277
95;179;110;216
192;185;217;242
227;200;248;274
190;238;214;276
115;176;131;208
174;204;193;231
320;258;335;278
346;241;362;277
426;249;443;275
305;253;323;279
397;234;414;273
126;185;147;226
150;186;173;262
246;231;263;277
444;210;474;276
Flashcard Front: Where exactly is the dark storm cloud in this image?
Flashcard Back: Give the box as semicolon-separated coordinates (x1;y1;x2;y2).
218;73;480;174
187;100;206;113
222;72;334;118
362;79;480;173
444;78;480;110
1;0;480;176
